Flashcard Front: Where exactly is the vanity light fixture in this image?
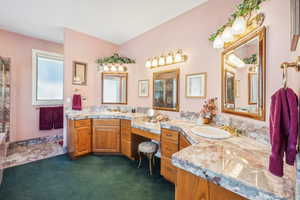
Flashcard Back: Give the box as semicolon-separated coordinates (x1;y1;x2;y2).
222;27;234;43
145;59;152;68
174;49;184;63
213;35;224;49
152;57;159;67
99;64;128;72
211;12;265;49
159;55;166;66
232;16;247;35
166;52;174;65
145;50;187;69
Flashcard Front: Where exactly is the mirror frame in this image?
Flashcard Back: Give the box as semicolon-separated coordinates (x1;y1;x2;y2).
153;69;180;112
101;72;128;105
221;26;266;121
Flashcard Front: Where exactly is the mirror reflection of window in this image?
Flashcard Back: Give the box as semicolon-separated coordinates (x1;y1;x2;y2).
102;73;127;104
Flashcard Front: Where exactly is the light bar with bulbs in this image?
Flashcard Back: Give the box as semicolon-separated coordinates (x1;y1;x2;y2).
145;49;187;69
98;64;127;72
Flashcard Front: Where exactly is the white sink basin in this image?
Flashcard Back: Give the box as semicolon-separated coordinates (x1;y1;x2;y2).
191;126;232;139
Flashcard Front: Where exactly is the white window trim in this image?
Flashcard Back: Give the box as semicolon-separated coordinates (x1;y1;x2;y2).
32;49;64;106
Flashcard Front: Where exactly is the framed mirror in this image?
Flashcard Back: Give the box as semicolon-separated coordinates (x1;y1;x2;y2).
153;69;179;112
102;73;127;104
222;27;266;121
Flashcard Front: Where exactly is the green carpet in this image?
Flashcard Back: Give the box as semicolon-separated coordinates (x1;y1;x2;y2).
0;155;174;200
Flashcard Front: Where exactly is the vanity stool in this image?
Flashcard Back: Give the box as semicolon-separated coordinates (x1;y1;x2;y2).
137;141;158;175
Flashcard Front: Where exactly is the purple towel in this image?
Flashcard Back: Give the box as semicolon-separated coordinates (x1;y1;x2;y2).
269;88;299;177
39;107;53;130
72;94;82;110
53;106;64;129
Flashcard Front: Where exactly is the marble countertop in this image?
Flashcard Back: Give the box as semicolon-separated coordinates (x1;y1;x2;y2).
65;111;296;200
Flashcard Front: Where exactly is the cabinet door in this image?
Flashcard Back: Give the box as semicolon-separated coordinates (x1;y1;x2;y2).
76;127;92;156
176;168;209;200
93;126;120;153
209;182;246;200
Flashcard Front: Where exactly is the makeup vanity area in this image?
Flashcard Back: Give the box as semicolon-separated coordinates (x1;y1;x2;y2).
66;10;297;200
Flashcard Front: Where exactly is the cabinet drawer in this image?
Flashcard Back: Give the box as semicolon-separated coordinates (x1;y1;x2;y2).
161;157;177;184
93;119;120;127
162;129;179;144
161;142;178;158
74;119;91;128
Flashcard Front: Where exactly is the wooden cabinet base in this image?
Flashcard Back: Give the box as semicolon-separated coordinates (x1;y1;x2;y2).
175;168;247;200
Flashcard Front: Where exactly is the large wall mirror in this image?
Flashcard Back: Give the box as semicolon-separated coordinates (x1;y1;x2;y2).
222;27;266;121
102;73;127;104
153;69;179;112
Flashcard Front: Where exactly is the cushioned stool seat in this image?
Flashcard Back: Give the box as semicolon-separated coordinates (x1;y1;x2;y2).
137;141;158;175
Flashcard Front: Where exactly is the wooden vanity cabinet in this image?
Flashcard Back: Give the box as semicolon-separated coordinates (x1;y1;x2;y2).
68;119;92;159
160;128;179;184
176;168;247;200
92;119;120;153
179;134;191;150
120;119;134;159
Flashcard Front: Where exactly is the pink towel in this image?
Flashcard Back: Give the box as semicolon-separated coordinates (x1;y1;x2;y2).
269;88;299;177
72;94;82;110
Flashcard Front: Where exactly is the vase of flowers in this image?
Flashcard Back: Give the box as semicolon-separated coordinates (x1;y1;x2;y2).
200;97;218;124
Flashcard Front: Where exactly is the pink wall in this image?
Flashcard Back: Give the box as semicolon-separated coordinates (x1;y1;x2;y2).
64;28;118;108
119;0;300;125
0;29;64;142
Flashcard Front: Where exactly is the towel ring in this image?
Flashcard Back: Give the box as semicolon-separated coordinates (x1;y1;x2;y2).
282;65;288;89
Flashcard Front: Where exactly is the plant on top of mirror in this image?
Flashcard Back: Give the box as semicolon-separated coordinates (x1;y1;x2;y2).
200;97;218;121
209;0;267;42
96;53;136;65
243;54;257;64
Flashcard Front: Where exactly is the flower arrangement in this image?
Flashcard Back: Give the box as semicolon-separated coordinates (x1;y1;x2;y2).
200;97;218;120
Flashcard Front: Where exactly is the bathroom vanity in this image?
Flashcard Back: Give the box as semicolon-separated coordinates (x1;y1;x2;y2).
66;111;295;200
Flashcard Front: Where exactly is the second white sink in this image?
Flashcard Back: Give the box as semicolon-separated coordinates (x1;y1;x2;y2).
191;126;232;139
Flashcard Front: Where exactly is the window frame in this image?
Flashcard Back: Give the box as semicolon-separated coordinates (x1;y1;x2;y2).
32;49;64;106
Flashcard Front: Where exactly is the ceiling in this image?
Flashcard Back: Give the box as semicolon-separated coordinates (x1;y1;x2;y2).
0;0;208;45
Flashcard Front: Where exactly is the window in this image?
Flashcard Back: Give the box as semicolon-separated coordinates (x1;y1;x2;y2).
32;49;64;105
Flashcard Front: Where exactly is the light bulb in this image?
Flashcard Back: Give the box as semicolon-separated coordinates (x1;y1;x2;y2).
103;65;109;72
232;16;247;35
145;59;152;68
166;53;174;65
159;56;165;66
118;66;124;72
174;50;183;63
152;57;158;67
222;27;234;43
213;35;224;49
111;65;117;72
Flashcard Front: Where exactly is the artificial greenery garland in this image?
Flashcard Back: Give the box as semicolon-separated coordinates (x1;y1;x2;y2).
96;53;135;65
209;0;267;41
243;54;257;64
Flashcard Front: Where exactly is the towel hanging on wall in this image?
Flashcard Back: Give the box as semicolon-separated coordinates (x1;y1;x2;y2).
269;88;299;177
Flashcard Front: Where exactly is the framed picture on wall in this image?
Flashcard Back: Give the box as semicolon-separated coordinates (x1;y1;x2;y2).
138;80;149;97
73;61;87;85
185;73;207;98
